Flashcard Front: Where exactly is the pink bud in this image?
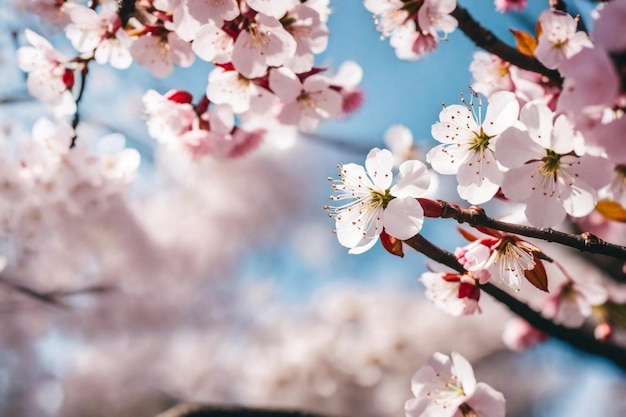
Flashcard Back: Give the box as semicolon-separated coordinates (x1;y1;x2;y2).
165;89;193;104
594;322;613;341
62;69;74;89
417;198;443;218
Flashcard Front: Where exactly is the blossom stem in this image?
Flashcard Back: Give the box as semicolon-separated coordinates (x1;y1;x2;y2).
70;64;90;148
403;234;626;372
157;403;334;417
451;5;563;86
422;199;626;264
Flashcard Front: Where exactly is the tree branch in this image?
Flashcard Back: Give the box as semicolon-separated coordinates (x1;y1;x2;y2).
420;199;626;261
451;5;563;86
70;64;90;148
403;234;626;372
156;404;338;417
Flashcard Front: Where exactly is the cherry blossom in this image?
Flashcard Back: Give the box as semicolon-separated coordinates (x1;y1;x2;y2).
494;0;527;13
426;91;519;204
456;236;539;291
502;318;547;351
206;66;276;114
129;31;194;78
534;10;592;70
420;271;481;316
143;89;198;144
186;0;239;25
16;29;77;116
269;68;342;132
364;0;408;38
384;124;420;167
231;13;297;79
495;101;613;227
405;351;505;417
542;280;609;328
246;0;296;19
283;4;329;73
417;0;458;38
191;23;234;64
327;148;430;254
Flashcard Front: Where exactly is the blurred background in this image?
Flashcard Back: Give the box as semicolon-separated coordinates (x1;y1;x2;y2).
1;1;625;416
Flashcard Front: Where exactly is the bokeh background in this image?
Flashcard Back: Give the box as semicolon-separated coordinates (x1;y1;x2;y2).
0;1;625;416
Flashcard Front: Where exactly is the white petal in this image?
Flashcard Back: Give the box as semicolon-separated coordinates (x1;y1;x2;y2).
426;143;470;175
519;101;554;148
383;197;424;240
365;148;394;190
525;191;566;228
451;351;477;396
391;160;430;198
482;91;519;137
495;126;544;169
466;382;506;417
456;151;502;205
269;67;302;102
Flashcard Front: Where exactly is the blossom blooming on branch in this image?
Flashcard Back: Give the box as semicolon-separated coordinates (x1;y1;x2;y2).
456;234;541;291
534;10;592;70
327;148;430;254
16;29;77;116
542;279;609;328
496;101;613;227
405;351;505;417
426;91;519;205
420;271;481;316
364;0;457;60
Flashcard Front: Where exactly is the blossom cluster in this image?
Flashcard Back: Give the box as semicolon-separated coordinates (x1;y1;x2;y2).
15;0;362;159
364;0;458;60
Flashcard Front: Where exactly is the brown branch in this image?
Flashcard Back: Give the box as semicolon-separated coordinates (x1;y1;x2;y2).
403;234;626;372
420;199;626;261
70;64;90;148
451;5;563;86
0;277;115;310
156;404;339;417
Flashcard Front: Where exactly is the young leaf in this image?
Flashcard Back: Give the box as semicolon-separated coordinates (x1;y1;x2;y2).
525;256;549;292
510;29;537;57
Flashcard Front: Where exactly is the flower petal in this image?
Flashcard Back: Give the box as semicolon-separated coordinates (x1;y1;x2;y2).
383;197;424;240
391;160;430;198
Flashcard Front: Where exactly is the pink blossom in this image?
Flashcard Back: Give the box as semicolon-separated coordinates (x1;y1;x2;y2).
283;4;329;73
494;0;527;13
542;280;609;328
417;0;458;38
231;13;297;78
269;68;342;132
406;351;505;417
496;102;613;227
502;318;547;351
534;10;592;70
427;91;519;205
16;29;77;116
130;31;194;78
420;271;481;317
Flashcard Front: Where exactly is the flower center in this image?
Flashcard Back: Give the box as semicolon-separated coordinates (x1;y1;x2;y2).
459;403;479;417
468;128;492;152
538;149;562;177
370;189;394;209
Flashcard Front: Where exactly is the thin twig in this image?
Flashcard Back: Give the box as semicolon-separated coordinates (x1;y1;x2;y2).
70;64;90;148
403;234;626;372
421;199;626;260
156;404;338;417
451;5;562;86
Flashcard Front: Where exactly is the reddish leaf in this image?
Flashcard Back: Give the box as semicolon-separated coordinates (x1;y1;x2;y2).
525;256;549;292
457;227;479;242
458;282;480;301
510;29;537;57
380;230;404;258
596;199;626;222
